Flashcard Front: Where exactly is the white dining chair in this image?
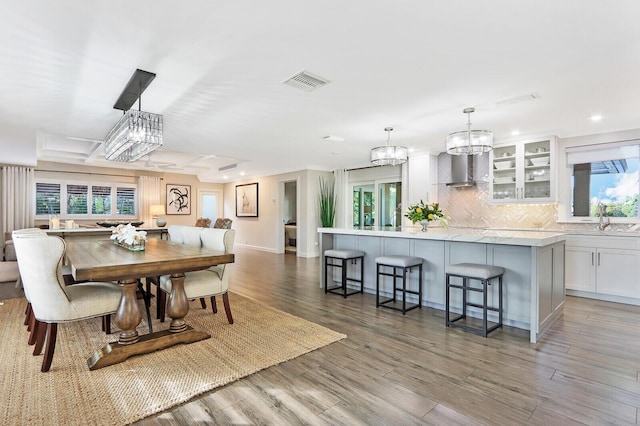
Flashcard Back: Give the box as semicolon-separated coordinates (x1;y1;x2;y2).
157;228;235;324
12;233;122;372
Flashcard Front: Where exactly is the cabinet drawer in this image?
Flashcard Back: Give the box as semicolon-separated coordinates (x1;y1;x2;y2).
565;235;640;250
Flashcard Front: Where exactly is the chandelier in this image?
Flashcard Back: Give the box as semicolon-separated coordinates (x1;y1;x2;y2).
370;127;408;166
445;107;493;155
104;69;163;162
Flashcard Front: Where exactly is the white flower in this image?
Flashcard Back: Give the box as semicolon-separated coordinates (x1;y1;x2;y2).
110;223;147;244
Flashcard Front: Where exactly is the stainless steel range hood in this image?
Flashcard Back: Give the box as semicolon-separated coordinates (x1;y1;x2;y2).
446;154;476;188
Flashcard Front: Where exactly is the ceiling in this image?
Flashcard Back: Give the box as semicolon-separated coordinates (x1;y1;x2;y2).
1;1;639;182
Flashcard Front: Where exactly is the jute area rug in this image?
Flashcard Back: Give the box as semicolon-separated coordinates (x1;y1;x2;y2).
0;292;346;425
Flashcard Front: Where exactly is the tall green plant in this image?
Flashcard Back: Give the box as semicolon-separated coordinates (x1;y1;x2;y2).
318;176;336;227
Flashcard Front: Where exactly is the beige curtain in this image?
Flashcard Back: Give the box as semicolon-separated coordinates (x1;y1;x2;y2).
138;176;162;227
1;166;35;240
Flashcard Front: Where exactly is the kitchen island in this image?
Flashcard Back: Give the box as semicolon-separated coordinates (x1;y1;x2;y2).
318;227;566;343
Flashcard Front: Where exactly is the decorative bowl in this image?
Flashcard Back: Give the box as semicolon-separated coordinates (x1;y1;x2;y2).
494;160;514;170
530;157;550;166
97;221;144;228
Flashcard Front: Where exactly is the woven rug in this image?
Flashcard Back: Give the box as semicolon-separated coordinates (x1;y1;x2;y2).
0;292;346;425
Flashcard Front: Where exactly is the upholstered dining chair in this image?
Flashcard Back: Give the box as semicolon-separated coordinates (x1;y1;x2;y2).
12;233;122;372
156;227;235;324
213;218;233;229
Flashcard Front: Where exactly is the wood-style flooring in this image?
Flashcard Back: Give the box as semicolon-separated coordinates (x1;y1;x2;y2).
135;247;640;425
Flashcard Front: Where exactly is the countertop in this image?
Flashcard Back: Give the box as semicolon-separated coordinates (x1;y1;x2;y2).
318;226;567;247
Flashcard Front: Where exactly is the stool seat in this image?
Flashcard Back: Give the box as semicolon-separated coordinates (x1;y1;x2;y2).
375;256;422;268
325;249;365;259
446;263;504;280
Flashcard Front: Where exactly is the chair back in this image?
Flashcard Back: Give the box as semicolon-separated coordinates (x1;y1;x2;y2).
12;234;71;322
195;217;211;228
200;228;235;282
181;226;203;247
167;225;186;243
213;218;233;229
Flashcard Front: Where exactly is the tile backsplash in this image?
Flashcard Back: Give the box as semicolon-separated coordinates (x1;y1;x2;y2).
436;153;630;231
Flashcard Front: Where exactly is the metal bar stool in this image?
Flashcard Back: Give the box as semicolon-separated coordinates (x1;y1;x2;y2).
375;255;423;314
446;263;505;337
324;249;365;298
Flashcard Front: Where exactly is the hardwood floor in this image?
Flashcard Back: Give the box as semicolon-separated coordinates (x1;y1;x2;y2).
136;247;640;425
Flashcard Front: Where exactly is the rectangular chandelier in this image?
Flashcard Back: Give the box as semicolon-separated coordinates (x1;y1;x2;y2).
104;110;163;162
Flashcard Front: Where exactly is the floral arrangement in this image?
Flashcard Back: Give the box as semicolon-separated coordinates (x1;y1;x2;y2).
110;223;147;248
404;200;450;226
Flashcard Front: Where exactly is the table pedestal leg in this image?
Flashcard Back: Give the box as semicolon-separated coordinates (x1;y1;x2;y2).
115;279;142;344
87;272;210;370
167;273;188;333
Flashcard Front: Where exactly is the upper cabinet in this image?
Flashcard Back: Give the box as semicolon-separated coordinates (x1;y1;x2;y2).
490;137;557;203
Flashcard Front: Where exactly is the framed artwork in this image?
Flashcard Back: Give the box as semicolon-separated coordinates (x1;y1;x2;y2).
236;183;258;217
166;184;191;215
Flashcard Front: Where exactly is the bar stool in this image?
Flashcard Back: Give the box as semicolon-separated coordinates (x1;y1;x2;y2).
324;249;365;298
446;263;505;337
375;255;423;314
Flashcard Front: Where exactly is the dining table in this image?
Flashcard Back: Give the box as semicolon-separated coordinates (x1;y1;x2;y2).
64;237;234;370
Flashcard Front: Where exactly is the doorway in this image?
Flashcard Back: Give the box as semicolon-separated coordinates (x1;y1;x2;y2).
283;181;297;254
197;189;222;225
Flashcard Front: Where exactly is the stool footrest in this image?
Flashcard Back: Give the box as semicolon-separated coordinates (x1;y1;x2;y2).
378;298;420;314
327;286;363;297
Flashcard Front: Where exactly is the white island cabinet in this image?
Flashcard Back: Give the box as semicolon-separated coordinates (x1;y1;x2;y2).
318;227;566;343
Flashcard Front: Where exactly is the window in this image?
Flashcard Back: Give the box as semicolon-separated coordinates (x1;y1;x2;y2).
35;183;61;215
567;143;640;219
34;179;137;219
351;181;402;229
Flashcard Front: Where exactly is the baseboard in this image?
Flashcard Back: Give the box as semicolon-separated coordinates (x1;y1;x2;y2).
234;243;280;254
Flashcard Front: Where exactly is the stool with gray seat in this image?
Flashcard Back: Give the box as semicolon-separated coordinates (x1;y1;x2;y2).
324;249;365;298
446;263;505;337
375;255;423;314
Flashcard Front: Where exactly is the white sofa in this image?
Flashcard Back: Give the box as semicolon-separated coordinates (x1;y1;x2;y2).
0;239;20;289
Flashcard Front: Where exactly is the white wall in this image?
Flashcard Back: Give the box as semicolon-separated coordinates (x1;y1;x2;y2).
223;169;332;258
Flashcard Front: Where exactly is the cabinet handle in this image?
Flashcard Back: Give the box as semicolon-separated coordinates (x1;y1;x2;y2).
591;252;594;265
597;252;600;266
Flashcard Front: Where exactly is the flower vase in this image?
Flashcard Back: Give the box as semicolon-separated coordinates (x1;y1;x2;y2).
420;220;429;232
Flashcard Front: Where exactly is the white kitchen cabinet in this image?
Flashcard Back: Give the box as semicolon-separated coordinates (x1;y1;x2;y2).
490;137;556;203
565;236;640;301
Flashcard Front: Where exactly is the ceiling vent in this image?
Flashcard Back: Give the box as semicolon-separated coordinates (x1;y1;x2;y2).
218;163;237;172
283;70;330;92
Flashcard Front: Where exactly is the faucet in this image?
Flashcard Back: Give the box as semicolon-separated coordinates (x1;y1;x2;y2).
596;202;611;231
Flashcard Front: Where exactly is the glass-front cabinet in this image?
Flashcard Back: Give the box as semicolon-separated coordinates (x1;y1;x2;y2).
491;137;556;203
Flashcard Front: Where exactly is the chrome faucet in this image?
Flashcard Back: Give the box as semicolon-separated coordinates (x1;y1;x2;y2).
596;202;611;231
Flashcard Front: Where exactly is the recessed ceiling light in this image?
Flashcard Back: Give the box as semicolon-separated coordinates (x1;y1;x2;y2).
511;130;520;136
223;175;228;180
240;171;245;176
408;148;415;153
323;135;344;142
590;115;603;122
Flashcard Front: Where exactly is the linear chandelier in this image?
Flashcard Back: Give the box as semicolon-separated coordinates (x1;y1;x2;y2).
371;127;408;166
445;107;493;155
104;69;163;162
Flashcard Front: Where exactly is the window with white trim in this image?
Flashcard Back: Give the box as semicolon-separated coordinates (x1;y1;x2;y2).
35;180;137;219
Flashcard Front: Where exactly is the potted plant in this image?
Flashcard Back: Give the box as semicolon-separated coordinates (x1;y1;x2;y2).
318;177;336;227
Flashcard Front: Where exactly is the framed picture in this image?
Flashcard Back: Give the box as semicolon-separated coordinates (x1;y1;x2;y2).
236;183;258;217
166;184;191;215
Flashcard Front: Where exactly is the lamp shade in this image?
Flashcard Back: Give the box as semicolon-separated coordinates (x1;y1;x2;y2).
445;107;493;155
149;204;165;216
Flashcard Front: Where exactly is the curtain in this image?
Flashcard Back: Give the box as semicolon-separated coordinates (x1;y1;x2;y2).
334;168;348;228
138;176;162;227
1;166;35;241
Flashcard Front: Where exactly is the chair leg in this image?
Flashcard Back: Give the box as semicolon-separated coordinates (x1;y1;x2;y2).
41;323;58;372
199;298;207;309
28;318;41;345
24;302;32;325
137;280;153;334
27;308;35;332
33;321;47;355
159;291;166;323
210;296;218;313
222;293;233;324
103;315;111;335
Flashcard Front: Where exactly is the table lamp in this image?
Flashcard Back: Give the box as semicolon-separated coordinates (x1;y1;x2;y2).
150;204;167;227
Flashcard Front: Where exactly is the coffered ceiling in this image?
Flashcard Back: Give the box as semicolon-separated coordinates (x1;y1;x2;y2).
1;1;639;182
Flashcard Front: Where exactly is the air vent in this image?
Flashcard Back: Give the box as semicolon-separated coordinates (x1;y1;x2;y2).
218;163;237;172
496;92;540;106
283;70;330;92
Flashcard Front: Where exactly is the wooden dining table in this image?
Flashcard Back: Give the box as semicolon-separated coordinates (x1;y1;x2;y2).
65;238;234;370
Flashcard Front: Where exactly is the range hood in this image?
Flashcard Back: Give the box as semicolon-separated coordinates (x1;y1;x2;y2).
446;154;476;188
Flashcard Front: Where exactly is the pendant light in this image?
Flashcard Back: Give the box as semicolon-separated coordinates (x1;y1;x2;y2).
370;127;408;166
445;107;493;155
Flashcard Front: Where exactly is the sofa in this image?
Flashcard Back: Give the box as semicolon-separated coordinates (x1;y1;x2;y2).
1;239;21;292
